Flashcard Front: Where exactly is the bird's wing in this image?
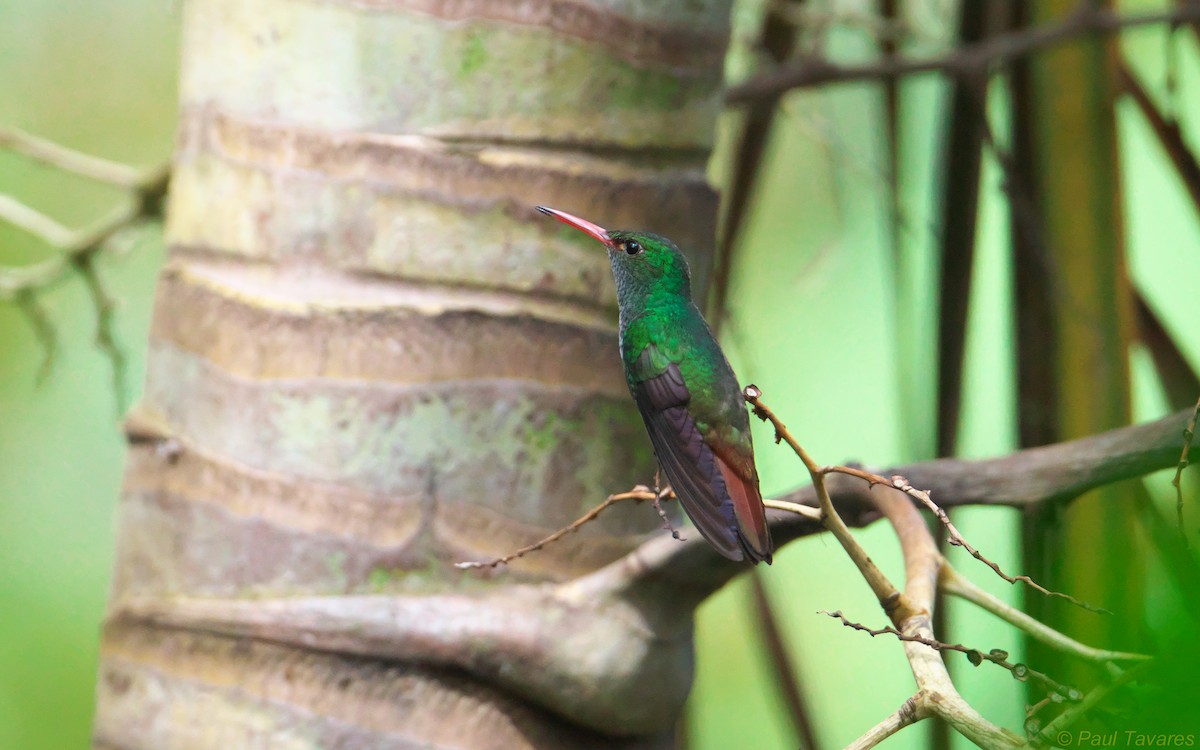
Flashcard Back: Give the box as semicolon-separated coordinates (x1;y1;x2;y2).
628;345;746;562
707;438;772;563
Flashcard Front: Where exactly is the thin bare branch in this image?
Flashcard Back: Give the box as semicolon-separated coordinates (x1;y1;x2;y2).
727;5;1200;103
72;252;128;414
822;610;1080;701
747;387;1022;747
0;126;152;189
861;450;1022;748
763;497;822;522
14;289;56;382
454;487;825;574
0;197;148;296
939;565;1150;672
809;462;1109;613
582;407;1200;608
888;473;1111;614
0;131;168;396
1116;64;1200;219
650;472;683;540
0;193;77;247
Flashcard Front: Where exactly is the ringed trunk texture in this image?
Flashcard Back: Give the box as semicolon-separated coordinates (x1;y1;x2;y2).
94;1;733;747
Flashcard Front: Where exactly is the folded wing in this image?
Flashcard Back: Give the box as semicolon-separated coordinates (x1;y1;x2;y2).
629;346;771;563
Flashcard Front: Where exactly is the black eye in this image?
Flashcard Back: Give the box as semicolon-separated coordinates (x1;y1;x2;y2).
623;240;641;255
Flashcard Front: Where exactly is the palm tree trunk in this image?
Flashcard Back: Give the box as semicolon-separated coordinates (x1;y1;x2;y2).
93;1;732;746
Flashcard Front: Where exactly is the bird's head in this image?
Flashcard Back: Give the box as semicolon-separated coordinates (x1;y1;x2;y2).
536;206;692;306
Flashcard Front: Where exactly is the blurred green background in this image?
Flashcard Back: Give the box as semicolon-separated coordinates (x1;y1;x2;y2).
0;3;177;748
1;1;1197;749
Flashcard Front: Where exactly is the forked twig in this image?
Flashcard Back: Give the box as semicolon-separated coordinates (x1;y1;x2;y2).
1;129;168;403
822;610;1081;701
743;384;913;619
888;473;1111;615
741;386;1143;748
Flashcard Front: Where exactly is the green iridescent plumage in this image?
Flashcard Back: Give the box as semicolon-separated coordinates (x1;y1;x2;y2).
537;207;773;564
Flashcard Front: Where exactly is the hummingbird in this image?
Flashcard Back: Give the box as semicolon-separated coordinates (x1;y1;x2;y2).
537;206;773;564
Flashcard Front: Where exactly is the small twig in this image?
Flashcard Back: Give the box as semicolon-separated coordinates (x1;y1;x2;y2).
1035;661;1154;745
1;191;154;258
1171;397;1200;548
0;126;149;189
822;610;1080;702
455;487;663;570
1117;64;1200;224
0;127;167;262
14;289;56;382
454;480;827;573
763;498;822;523
1025;695;1053;723
67;201;143;255
940;564;1149;673
72;253;128;415
0;193;77;247
820;463;1112;615
890;472;1111;614
0;198;145;300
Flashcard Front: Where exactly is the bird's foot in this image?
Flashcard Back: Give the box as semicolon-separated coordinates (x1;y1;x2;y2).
651;477;684;541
